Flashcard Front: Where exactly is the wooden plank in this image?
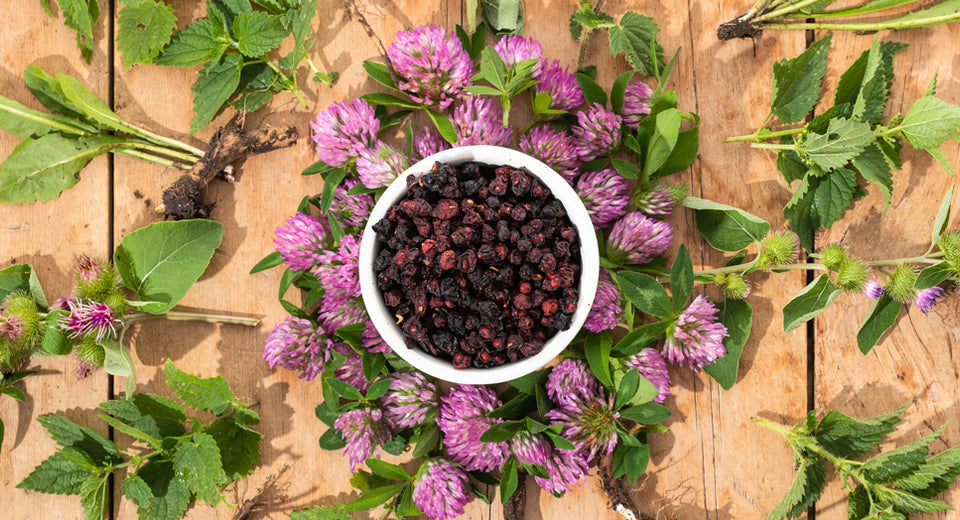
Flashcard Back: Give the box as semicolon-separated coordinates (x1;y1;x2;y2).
0;2;112;518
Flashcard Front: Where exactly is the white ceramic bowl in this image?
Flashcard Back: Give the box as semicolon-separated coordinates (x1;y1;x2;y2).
358;145;599;385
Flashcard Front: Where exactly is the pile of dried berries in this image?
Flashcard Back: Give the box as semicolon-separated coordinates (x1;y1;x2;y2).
372;161;582;369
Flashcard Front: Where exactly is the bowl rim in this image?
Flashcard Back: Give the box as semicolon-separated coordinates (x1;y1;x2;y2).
358;145;600;385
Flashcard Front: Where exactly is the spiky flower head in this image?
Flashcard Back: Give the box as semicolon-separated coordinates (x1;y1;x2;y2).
330;179;373;229
453;95;512;147
886;264;919;303
381;371;438;430
584;267;622;333
0;344;27;374
572;103;623;161
333;407;392;473
714;273;751;300
636;183;687;218
545;393;619;461
357;141;408;189
757;231;800;269
74;338;105;372
518;125;581;182
493;34;544;76
533;449;590;495
836;257;870;292
62;299;122;343
3;291;42;347
318;292;368;335
662;295;728;371
412;459;473;520
820;243;848;271
262;317;330;381
510;431;552;466
315;234;362;297
864;277;885;300
73;255;120;300
939;230;960;270
274;213;329;272
309;98;379;167
534;60;585;113
437;384;510;472
332;342;370;394
362;321;392;354
606;212;673;265
621;82;654;128
545;358;600;407
915;286;945;314
414;126;451;160
577;169;630;229
624;348;671;404
387;25;474;110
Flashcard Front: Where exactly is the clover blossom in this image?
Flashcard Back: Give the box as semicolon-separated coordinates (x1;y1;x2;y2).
545;358;600;407
534;60;585;113
572;103;622;161
262;317;330;381
309;98;379;167
437;384;509;472
412;459;473;520
915;286;945;313
545;393;619;461
636;183;684;218
387;25;474;109
576;169;630;229
274;213;328;272
493;34;544;76
330;179;373;228
663;295;728;371
518;125;581;182
315;234;362;297
606;212;673;265
534;449;591;495
332;342;370;394
621;81;654;128
333;407;392;473
318;292;369;334
584;268;622;333
381;371;438;430
362;321;391;354
414;126;451;160
356;141;408;189
510;431;552;466
624;348;671;404
453;95;512;147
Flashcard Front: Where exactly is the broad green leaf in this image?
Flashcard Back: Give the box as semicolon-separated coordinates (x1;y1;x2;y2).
584;331;613;388
362;93;422;109
857;295;902;355
615;271;673;319
500;457;518;503
900;92;960;152
798;117;874;171
114;219;224;314
97;413;160;448
0;94;94;139
290;506;353;520
642;108;681;180
326;377;363;401
116;0;177;67
704;298;752;390
613;368;640;410
771;35;831;124
233;11;286;57
156;18;230;67
17;452;89;495
777;144;808;184
482;0;522;32
815;402;908;459
342;482;408;511
862;427;942;482
619;402;671;424
362;60;398;90
49;0;100;62
915;262;953;290
684;196;770;252
121;463;190;520
190;54;242;134
320;167;348;214
607;11;665;76
79;475;108;520
0;133;123;203
766;457;827;520
575;73;607;107
840;40;907;124
56;72;140;134
163;360;234;415
99;393;187;439
670;245;694;311
36;415;121;466
206;418;262;480
655;117;699;178
173;432;227;506
610;320;671;358
365;458;410;481
102;339;137;398
23;65;86;119
812;168;859;229
42;309;72;355
426;107;458;145
610;71;634;114
611;437;649;482
883;487;952;513
478;47;507;91
932;184;954;244
0;264;32;301
2;387;26;402
412;422;440;458
365;377;391;401
782;274;842;334
850;142;894;208
783;172;819;252
610;158;638;179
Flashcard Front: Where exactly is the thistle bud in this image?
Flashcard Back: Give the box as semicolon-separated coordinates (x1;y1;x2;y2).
886;264;918;303
836;258;869;292
74;256;121;301
757;231;800;269
75;338;106;368
939;231;960;274
820;243;847;271
714;273;751;299
2;291;42;346
0;342;26;373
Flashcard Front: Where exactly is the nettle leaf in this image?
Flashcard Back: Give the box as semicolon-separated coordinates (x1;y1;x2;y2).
782;274;842;334
850;142;894;208
156;18;231;67
894;444;960;498
116;0;177;67
190;54;242;134
861;426;942;483
79;475;108;520
704;298;752;390
783;173;819;252
900;90;960;159
173;432;227;506
36;415;121;466
684;197;770;252
206;418;262;480
233;11;287;57
114;219;223;314
766;457;827;520
48;0;100;62
99;393;187;440
815;402;908;459
17;452;90;495
771;35;831;124
607;11;665;76
813;168;859;229
857;295;902;355
122;462;190;520
884;487;951;514
163;360;235;415
798;117;874;171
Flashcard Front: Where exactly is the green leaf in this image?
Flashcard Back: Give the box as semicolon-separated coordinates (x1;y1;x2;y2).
894;444;960;498
365;377;391;401
99;393;187;439
799;117;874;171
850;142;894;208
611;437;649;482
683;196;770;252
0;133;123;203
507;368;549;395
163;360;235;415
607;11;665;76
2;386;26;402
97;413;161;448
815;402;908;459
900;89;960;152
102;338;138;397
22;65;86;120
610;71;634;114
619;402;671;424
250;251;284;274
116;0;177;67
932;184;954;244
500;457;518;503
412;422;440;458
320;167;348;214
584;331;614;388
765;457;827;520
0;94;93;139
704;298;752;390
278;0;316;69
121;462;190;520
156;18;230;67
79;474;108;520
862;426;942;483
425;107;458;145
36;415;121;466
233;11;286;57
481;0;522;32
883;487;951;514
173;432;227;506
41;309;72;355
783;173;819;252
206;419;261;482
814;168;859;229
655;116;699;178
915;262;953;290
575;72;607;107
343;482;408;511
857;295;902;355
610;158;638;179
643;108;681;180
190;54;242;134
50;0;100;62
326;377;363;401
611;320;670;358
782;274;842;334
290;506;353;520
670;245;694;311
17;452;90;495
847;40;907;124
55;72;138;134
362;60;398;90
771;35;831;124
365;458;410;481
480;420;525;443
615;271;673;319
114;219;224;314
362;92;422;109
613;369;640;410
0;264;32;301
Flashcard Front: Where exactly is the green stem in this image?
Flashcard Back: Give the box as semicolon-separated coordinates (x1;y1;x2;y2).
124;311;260;329
755;0;827;21
760;11;960;32
689;251;944;280
750;142;794;151
263;59;308;108
466;0;478;29
726;126;805;143
115;149;191;170
124;142;199;164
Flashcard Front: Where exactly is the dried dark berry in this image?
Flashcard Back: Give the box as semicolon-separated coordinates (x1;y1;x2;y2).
439;250;456;270
434;199;460;220
457;251;477;273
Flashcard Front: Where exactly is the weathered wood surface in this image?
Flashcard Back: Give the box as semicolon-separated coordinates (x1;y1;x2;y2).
0;1;957;519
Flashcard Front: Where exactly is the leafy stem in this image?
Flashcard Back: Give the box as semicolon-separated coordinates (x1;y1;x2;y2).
123;311;260;331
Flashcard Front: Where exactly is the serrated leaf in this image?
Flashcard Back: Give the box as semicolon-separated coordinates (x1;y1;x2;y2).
98;413;161;448
279;0;316;69
163;360;234;415
122;462;190;520
99;393;187;439
206;418;262;480
615;271;673;319
51;0;100;62
190;54;242;134
813;168;859;229
883;487;952;514
233;11;287;57
684;196;771;252
117;0;177;67
79;475;108;520
173;432;227;506
894;444;960;498
17;452;90;495
766;457;827;520
857;295;902;355
862;427;942;483
156;18;230;67
114;219;223;314
815;402;908;459
607;11;665;76
783;274;842;334
704;298;752;390
851;142;894;208
772;35;831;124
799;117;874;171
36;415;120;466
783;173;819;252
900;92;960;151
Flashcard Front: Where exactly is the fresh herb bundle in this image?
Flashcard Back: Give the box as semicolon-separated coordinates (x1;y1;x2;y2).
17;360;263;520
727;36;960;252
757;402;960;519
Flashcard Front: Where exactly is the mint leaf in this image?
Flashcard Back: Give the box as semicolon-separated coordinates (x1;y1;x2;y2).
766;457;827;520
206;418;262;480
163;360;234;415
99;394;187;439
156;18;231;67
857;295;902;354
79;475;108;520
17;452;90;495
704;298;752;390
799;117;874;171
114;219;224;314
233;11;286;57
812;168;859;229
861;426;942;482
683;196;770;252
122;462;190;520
815;402;908;459
782;274;842;334
607;11;665;76
772;35;831;124
173;432;227;506
190;54;242;134
116;0;177;67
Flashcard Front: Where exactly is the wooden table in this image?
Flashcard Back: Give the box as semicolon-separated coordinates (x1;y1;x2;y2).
1;1;958;518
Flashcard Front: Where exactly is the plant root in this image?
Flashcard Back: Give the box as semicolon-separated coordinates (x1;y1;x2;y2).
232;464;290;520
502;469;527;520
717;15;762;40
161;124;298;220
598;455;653;520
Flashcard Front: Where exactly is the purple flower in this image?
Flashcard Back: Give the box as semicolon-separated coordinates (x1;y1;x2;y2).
315;234;362;297
636;183;679;218
915;286;945;313
75;359;96;379
621;82;654;128
453;95;512;147
545;393;619;461
510;431;551;466
437;384;510;472
577;169;630;229
864;277;885;300
414;126;450;160
0;316;23;341
332;342;370;393
519;126;581;183
584;268;622;333
663;295;728;371
329;179;373;228
493;35;544;76
309;99;379;167
534;60;585;113
356;141;408;189
606;212;673;265
387;25;474;110
274;213;328;272
362;321;392;354
262;317;330;380
534;449;590;494
545;359;601;407
381;371;439;430
62;299;121;343
572;103;622;161
624;348;671;404
333;407;392;473
318;292;369;334
412;459;473;520
75;255;105;284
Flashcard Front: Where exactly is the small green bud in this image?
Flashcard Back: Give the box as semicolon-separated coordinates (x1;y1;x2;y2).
758;231;800;269
820;243;847;271
939;231;960;273
75;256;120;301
836;258;869;292
886;264;919;303
74;339;106;369
102;292;129;318
715;273;750;299
0;340;27;373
